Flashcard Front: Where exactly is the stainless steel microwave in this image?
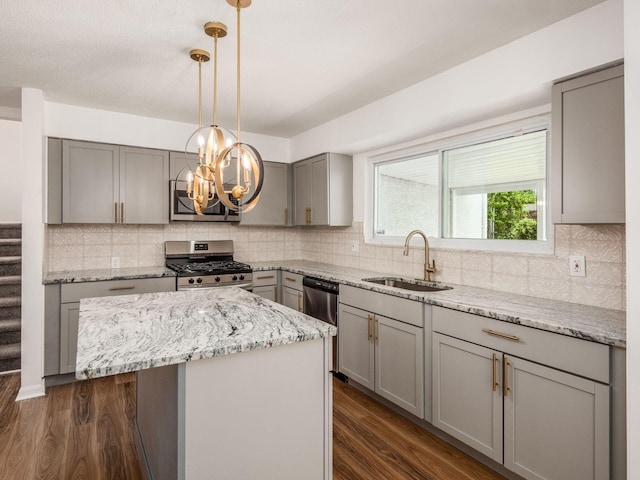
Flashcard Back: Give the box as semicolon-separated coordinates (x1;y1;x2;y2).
170;180;240;222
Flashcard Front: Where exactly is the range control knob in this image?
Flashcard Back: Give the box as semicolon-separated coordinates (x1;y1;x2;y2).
232;275;238;281
188;278;195;284
196;278;203;284
239;275;245;281
215;276;221;282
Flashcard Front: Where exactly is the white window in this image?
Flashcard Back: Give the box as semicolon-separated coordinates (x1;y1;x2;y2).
371;120;550;253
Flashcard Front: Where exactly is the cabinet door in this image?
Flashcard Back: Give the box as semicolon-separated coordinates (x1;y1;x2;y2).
375;315;424;417
503;356;610;480
241;162;289;226
293;161;310;225
253;285;278;302
309;155;328;225
59;302;80;374
338;304;374;390
62;140;119;223
282;286;303;312
432;333;503;462
553;65;625;224
120;146;169;224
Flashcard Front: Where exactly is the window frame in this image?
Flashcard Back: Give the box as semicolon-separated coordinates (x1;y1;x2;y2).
366;112;553;254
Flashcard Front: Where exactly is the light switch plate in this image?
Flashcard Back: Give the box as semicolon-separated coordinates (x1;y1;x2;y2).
569;255;585;277
350;240;360;253
111;256;120;269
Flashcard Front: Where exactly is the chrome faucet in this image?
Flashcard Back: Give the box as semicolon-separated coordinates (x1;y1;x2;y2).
403;230;436;282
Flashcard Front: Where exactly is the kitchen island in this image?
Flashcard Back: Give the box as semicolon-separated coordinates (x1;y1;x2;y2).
76;287;336;480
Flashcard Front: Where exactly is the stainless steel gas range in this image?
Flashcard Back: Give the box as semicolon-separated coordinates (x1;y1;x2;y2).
165;240;253;291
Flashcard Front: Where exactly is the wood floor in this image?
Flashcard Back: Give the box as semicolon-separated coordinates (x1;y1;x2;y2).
0;373;505;480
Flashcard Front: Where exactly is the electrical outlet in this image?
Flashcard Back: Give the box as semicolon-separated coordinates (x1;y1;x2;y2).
569;255;585;277
111;257;120;269
350;240;360;253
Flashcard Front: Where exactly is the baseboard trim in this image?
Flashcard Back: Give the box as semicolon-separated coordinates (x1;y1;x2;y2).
16;381;46;401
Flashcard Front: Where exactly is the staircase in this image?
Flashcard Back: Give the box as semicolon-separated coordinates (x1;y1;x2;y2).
0;224;21;373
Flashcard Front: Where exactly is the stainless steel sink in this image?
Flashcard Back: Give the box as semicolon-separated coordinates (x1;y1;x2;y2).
362;277;453;292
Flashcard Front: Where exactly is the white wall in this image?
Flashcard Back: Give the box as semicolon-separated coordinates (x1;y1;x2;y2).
0;119;22;222
624;0;639;475
44;102;291;163
290;0;623;223
18;88;45;400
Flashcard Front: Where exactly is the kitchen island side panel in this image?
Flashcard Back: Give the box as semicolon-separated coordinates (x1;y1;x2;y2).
183;337;331;480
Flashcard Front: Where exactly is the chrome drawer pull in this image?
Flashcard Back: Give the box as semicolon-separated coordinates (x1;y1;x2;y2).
482;328;520;342
108;286;136;291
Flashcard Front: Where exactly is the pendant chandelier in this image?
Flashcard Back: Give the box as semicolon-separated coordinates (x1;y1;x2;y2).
213;0;264;213
181;0;264;215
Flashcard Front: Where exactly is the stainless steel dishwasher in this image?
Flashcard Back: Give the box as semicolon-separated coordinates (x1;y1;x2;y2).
303;276;339;373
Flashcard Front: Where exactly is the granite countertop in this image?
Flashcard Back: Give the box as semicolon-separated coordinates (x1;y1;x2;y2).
76;287;337;379
253;260;626;348
43;266;176;284
48;260;626;348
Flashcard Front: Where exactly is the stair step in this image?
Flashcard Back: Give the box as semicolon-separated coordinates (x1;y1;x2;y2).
0;224;21;240
0;343;20;360
0;284;21;298
0;297;21;308
0;258;21;276
0;306;20;321
0;239;21;246
0;318;20;333
0;318;20;345
0;275;21;285
0;343;20;372
0;256;21;265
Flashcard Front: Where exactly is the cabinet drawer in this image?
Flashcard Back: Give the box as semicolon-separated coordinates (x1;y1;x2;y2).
340;285;423;328
61;277;176;303
432;306;609;383
253;270;279;287
281;272;304;291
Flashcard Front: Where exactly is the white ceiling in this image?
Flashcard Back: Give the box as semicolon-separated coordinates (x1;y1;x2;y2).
0;0;603;137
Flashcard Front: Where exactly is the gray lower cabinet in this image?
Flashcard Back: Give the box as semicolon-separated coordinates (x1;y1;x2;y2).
432;306;610;480
252;270;279;302
282;286;303;312
552;63;625;224
58;139;169;224
241;162;290;226
338;286;424;417
281;272;304;311
293;153;352;226
46;277;176;377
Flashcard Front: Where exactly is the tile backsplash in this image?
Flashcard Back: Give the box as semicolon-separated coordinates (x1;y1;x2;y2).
47;222;626;311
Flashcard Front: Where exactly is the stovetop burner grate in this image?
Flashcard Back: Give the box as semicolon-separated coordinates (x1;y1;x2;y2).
167;260;252;276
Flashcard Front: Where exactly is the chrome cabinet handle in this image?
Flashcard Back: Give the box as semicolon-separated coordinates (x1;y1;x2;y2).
482;328;520;342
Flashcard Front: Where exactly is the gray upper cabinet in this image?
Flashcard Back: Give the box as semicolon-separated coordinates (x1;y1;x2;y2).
241;161;290;226
60;140;169;224
293;153;352;226
62;140;120;224
552;64;625;224
120;146;169;224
